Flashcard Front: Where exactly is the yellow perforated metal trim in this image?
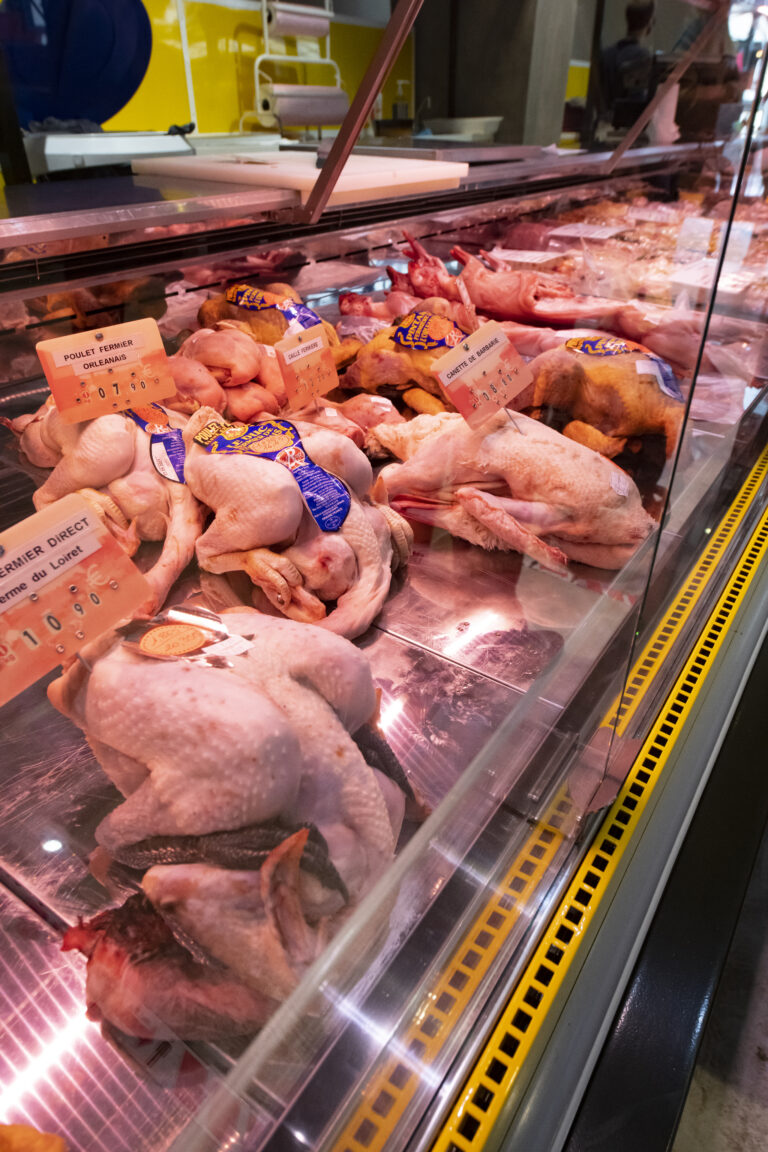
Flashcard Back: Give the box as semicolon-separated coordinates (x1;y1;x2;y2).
432;501;768;1152
331;794;572;1152
605;442;768;738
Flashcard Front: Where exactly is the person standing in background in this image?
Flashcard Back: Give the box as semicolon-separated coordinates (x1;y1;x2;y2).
599;1;656;126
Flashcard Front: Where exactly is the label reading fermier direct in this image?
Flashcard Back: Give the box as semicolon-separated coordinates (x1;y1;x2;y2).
0;495;152;706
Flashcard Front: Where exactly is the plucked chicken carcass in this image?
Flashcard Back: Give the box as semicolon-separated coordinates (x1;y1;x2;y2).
170;323;286;421
518;337;685;458
53;609;408;1035
340;287;478;332
182;408;412;637
391;231;462;300
451;247;631;329
373;410;656;570
11;401;204;613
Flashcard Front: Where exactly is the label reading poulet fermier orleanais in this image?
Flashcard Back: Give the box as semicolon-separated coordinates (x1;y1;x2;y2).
393;310;466;352
125;403;186;483
225;284;323;333
194;418;350;533
564;336;683;402
36;318;175;425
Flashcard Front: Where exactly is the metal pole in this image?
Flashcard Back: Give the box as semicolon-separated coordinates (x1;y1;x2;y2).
582;0;607;150
0;45;31;186
300;0;425;224
604;2;729;174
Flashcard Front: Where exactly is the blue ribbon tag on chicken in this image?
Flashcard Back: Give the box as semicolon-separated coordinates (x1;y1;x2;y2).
564;335;683;402
126;403;186;483
393;310;466;351
225;284;322;332
194;418;350;532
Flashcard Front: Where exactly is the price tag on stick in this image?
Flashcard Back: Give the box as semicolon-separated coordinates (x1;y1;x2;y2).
0;494;153;707
276;323;338;411
434;321;534;429
36;318;176;424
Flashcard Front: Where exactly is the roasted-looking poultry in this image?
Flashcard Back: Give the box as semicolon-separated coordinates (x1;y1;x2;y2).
519;337;685;458
54;609;408;1037
373;411;656;570
11;402;204;613
198;282;346;361
342;309;468;413
182;408;412;637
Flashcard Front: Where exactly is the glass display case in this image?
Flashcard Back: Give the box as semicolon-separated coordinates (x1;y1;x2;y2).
2;4;768;1152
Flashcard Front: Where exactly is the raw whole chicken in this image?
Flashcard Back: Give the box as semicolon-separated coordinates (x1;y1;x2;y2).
373;411;656;570
182;408;413;637
173;323;287;422
10;402;204;613
392;231;462;300
518;338;685;458
53;608;408;1034
451;247;630;328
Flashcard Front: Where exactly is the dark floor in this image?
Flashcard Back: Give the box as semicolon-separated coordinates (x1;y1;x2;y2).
672;815;768;1151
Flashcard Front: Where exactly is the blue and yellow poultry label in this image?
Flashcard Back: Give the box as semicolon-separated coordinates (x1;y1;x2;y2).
194;418;350;532
393;310;466;351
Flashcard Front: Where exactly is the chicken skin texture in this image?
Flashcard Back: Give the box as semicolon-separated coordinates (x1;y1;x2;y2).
17;404;203;613
520;344;684;458
182;407;411;637
373;411;655;570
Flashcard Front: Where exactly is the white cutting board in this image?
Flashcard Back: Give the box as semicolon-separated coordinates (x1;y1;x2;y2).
132;151;468;206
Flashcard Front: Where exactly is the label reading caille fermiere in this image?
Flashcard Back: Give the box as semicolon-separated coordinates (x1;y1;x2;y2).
275;323;338;410
36;318;175;425
194;418;350;532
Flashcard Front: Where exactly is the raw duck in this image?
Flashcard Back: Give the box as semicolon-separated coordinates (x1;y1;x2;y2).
372;410;655;570
518;339;684;458
52;608;407;1016
182;408;412;637
8;403;204;614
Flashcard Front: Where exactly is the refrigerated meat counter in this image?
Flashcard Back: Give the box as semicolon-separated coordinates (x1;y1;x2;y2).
1;142;768;1152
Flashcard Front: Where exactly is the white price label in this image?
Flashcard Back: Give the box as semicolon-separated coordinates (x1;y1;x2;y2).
549;223;623;241
434;321;533;429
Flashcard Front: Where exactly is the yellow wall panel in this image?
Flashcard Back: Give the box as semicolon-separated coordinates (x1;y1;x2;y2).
565;60;590;103
104;0;191;131
103;1;413;136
